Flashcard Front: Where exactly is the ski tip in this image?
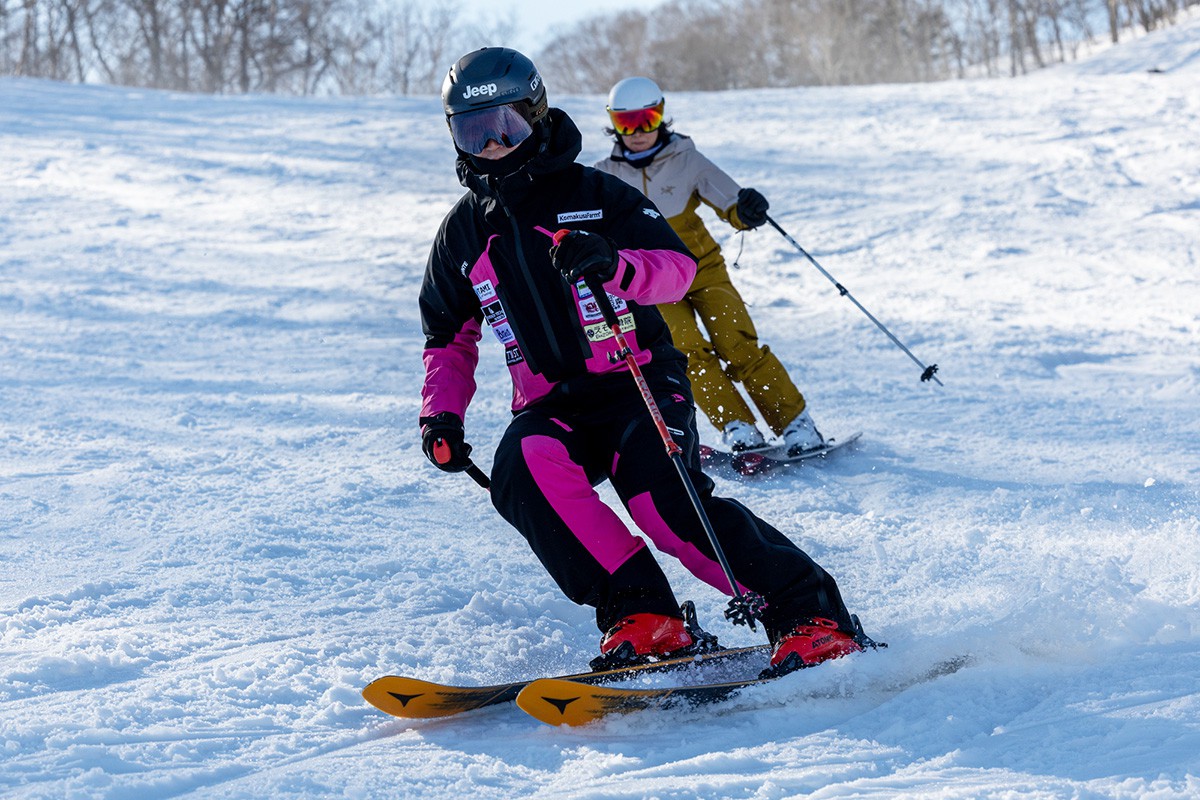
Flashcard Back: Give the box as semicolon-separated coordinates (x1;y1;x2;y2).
362;677;427;718
362;677;454;719
362;676;514;719
516;679;593;727
517;678;639;727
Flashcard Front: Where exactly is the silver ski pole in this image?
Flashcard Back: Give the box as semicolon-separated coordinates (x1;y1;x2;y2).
765;214;943;386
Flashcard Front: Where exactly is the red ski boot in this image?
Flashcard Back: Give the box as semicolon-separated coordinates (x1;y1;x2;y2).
770;617;863;672
598;613;694;666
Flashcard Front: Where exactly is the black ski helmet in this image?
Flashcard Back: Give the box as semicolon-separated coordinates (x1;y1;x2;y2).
441;47;548;124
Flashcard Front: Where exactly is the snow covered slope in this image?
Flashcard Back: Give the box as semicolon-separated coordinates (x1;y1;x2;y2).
1;20;1198;800
1053;8;1200;75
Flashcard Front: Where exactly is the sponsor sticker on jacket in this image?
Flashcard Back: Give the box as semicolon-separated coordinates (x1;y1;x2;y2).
482;301;506;327
583;314;635;342
492;321;516;345
579;296;603;322
473;279;497;303
479;296;515;345
576;285;626;323
557;209;603;223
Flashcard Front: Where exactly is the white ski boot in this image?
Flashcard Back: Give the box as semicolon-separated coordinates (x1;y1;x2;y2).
782;409;825;457
722;420;768;453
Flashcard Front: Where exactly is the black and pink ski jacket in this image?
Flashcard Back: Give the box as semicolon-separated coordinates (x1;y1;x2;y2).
419;109;697;422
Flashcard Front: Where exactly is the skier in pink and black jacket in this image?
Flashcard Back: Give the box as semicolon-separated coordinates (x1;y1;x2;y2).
419;47;868;673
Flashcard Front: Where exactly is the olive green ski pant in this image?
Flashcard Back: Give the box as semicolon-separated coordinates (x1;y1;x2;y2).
658;258;806;435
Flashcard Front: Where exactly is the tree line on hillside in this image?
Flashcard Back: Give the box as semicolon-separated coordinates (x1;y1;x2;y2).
2;0;1195;95
0;0;513;94
539;0;1200;89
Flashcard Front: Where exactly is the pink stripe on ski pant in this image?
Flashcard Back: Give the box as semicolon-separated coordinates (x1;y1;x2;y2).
627;492;746;596
521;435;643;575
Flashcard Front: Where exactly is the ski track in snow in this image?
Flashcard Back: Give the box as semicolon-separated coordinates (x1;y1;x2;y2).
2;16;1199;800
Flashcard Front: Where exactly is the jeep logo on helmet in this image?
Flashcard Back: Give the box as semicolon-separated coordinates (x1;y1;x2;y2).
462;83;498;99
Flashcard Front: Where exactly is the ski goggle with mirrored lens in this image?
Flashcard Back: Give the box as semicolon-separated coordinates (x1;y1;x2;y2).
607;101;665;136
448;103;534;155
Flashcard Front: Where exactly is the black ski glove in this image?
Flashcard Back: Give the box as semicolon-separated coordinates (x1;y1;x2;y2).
550;230;620;284
736;187;769;229
420;412;473;473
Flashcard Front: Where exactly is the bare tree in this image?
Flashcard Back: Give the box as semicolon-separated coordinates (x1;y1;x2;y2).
325;0;381;94
538;9;654;93
389;0;458;95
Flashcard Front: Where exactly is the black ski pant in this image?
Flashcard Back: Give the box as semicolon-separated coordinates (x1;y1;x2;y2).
489;379;854;640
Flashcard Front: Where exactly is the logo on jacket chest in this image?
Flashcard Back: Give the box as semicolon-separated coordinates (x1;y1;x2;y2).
557;209;603;223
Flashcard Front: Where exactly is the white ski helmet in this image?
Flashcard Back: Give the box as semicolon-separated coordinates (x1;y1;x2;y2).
607;76;664;113
606;77;666;136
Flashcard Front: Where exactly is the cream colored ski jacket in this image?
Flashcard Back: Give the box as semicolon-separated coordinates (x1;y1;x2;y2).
594;133;752;271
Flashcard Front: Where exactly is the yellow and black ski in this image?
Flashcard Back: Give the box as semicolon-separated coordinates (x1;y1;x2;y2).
363;643;770;720
515;654;973;727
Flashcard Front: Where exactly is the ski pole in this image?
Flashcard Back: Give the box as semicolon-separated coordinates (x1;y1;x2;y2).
464;461;491;490
555;231;767;632
765;214;943;386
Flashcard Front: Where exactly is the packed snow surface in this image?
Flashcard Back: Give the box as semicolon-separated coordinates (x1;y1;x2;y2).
2;17;1198;800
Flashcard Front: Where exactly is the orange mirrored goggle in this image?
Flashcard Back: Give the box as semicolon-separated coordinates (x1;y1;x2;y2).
607;101;665;136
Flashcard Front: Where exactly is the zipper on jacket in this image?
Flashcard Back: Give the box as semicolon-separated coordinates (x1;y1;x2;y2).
500;198;567;373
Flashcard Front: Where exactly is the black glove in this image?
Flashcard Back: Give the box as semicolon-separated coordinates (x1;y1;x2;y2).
420;412;473;472
736;187;769;229
550;230;619;284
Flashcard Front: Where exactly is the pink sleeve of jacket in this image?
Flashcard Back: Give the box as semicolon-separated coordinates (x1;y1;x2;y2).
420;318;482;420
606;248;697;305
